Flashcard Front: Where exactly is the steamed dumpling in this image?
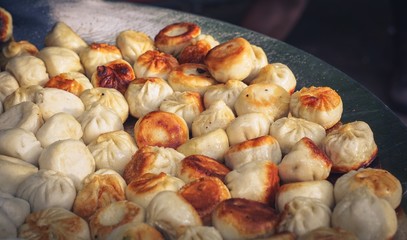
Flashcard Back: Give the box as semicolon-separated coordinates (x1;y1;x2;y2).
0;192;30;229
78;103;124;145
242;44;268;84
178;226;223;240
203;80;247;112
0;155;38;195
116;30;155;65
16;169;76;212
191;100;235;137
3;84;42;111
270;117;326;154
0;101;43;134
45;21;88;54
35;112;83;148
5;55;49;87
0;71;19;103
251;63;297;94
37;46;84;77
106;222;164;240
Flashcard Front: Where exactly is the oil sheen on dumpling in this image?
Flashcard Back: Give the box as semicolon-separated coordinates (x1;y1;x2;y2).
45;72;93;96
134;50;179;80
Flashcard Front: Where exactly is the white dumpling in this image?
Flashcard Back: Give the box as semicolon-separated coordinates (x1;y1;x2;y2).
0;71;19;103
278;137;332;183
242;44;268;84
177;129;229;162
159;91;204;129
88;130;138;175
0;101;43;134
38;139;95;190
44;22;88;54
125;77;174;119
277;197;331;237
0;192;30;228
322;121;378;173
234;82;290;121
334;168;402;209
79;42;122;78
116;30;155;65
5;55;49;87
226;112;271;146
251;63;297;94
0;128;43;166
107;222;164;240
192;100;235;137
0;209;18;238
332;188;397;240
36;112;83;148
276;180;334;212
204;80;248;113
224;135;282;170
34;87;85;120
3;84;42;111
18;207;91;240
16;169;76;212
226;160;280;205
78;104;124;145
178;226;223;240
37;46;84;77
146;191;202;238
270;117;326;154
80;87;129;123
0;155;38;195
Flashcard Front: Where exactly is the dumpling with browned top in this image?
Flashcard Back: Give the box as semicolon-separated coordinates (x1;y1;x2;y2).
80;42;122;78
133;50;179;80
116;30;155;65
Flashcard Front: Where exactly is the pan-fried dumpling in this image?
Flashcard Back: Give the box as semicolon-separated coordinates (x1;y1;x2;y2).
251;63;297;94
45;21;88;54
177;34;219;64
159;91;204;129
78;103;124;145
167;63;217;95
38;139;95;190
36;112;83;148
80;87;129;123
224;135;282;170
122;146;185;183
107;222;164;240
299;227;358;240
278;137;332;183
0;7;12;43
178;226;223;240
322;121;377;173
234;82;290;121
0;71;19;103
126;172;185;209
0;192;30;229
44;72;93;96
3;84;42;111
290;86;343;129
34;87;85;120
16;169;76;212
90;200;145;240
146;191;202;238
270;117;326;154
88;130;138;175
0;101;43;133
332;188;397;240
276;180;334;212
5;55;49;87
226;160;279;205
277;197;332;237
226;112;270;146
37;46;84;77
155;22;201;57
243;44;268;84
334;168;402;209
116;30;155;65
80;43;122;78
0;155;38;195
125;77;173;118
18;207;91;240
192;100;235;137
134;50;179;80
0;128;43;166
204;80;247;113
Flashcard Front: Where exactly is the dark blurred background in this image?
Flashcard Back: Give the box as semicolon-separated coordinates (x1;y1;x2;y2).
130;0;407;125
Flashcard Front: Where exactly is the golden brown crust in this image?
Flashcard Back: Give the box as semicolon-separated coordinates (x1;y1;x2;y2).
135;50;179;77
301;137;332;168
178;154;231;183
227;135;279;153
92;59;135;94
351;169;399;200
89;42;121;54
45;74;84;96
213;198;279;237
155;22;201;51
178;39;212;64
179;177;231;225
123;147;157;184
297;86;342;110
134;111;189;149
72;174;126;222
0;8;12;43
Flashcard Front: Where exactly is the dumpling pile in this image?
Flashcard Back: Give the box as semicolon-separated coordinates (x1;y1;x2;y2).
0;7;403;240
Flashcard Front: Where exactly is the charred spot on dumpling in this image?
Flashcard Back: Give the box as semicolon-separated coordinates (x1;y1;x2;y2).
0;8;12;43
94;59;135;94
